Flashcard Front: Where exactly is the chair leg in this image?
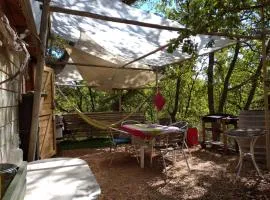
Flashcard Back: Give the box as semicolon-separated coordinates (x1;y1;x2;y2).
110;146;112;153
109;152;114;166
182;148;190;172
109;145;117;166
161;151;168;178
150;144;154;167
184;141;191;156
172;150;176;166
132;145;140;165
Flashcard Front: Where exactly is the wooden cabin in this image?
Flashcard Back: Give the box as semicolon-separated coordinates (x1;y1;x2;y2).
0;0;56;162
0;1;56;198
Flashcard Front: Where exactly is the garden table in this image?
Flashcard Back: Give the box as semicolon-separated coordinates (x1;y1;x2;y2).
121;123;180;168
225;128;266;178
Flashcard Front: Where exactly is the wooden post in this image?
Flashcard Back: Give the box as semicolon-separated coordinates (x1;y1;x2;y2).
202;120;206;148
49;5;262;40
155;71;159;123
28;0;50;161
118;90;122;112
261;7;270;169
222;119;227;153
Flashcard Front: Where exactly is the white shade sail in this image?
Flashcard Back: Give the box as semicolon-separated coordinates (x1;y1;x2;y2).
56;45;156;90
46;0;236;90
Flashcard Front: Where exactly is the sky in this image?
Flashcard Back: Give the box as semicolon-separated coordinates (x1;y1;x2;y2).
137;1;157;12
132;0;177;17
133;0;161;14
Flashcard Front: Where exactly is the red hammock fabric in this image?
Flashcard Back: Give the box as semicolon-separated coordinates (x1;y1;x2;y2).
154;91;165;111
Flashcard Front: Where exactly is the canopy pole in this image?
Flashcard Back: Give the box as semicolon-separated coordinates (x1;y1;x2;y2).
155;71;159;123
121;43;171;68
261;6;270;169
156;71;159;93
50;61;154;71
28;0;50;161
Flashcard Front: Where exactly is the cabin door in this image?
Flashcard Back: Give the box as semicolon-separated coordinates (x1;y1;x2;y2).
39;66;56;159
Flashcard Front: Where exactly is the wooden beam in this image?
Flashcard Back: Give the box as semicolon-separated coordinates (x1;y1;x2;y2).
28;0;50;162
49;6;185;32
199;32;262;40
55;84;91;87
159;41;237;68
19;0;39;45
50;61;154;71
112;86;156;90
49;5;261;40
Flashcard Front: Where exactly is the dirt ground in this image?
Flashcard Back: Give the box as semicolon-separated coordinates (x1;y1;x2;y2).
58;146;270;200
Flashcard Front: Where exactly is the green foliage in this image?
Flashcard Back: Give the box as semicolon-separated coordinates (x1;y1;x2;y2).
54;0;268;131
156;60;209;126
55;81;113;113
55;81;156;118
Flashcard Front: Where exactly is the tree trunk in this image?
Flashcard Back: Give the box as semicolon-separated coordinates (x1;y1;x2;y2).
169;77;181;123
184;68;200;118
88;87;96;111
207;52;215;114
75;84;83;111
218;42;240;113
244;40;270;110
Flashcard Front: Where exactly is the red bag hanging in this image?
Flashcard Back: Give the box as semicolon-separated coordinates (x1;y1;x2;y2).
154;91;166;111
187;128;199;147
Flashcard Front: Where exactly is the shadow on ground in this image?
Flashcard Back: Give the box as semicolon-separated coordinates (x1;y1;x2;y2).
58;146;270;200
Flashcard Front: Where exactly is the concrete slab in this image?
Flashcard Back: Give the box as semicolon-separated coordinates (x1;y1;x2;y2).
24;157;101;200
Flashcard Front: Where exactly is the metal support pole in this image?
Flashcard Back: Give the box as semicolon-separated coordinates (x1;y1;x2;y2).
155;71;159;123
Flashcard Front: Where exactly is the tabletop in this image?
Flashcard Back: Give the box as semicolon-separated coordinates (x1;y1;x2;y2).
121;123;180;139
225;128;266;138
202;114;239;124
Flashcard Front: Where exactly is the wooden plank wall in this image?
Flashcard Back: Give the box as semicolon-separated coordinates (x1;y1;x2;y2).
0;44;22;162
62;112;146;139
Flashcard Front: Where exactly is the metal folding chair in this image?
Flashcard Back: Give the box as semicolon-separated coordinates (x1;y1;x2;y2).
154;121;191;178
169;121;190;155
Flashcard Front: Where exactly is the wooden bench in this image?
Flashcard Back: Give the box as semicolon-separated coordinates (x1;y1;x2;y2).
62;112;146;140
